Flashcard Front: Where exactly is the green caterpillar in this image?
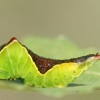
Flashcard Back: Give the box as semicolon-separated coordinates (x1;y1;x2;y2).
0;37;99;88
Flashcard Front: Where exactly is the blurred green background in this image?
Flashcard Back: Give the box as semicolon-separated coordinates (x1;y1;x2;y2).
0;0;100;100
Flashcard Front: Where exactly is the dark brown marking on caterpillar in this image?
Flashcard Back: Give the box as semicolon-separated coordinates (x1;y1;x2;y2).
0;37;98;74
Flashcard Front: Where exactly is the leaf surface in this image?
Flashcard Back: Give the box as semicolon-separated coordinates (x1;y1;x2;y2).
0;35;100;97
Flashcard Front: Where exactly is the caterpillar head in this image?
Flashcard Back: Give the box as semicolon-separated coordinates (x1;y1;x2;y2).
69;53;100;77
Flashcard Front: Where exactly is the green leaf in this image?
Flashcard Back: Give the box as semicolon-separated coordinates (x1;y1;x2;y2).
0;35;100;98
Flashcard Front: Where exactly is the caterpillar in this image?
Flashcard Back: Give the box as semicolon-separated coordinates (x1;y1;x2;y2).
0;37;99;88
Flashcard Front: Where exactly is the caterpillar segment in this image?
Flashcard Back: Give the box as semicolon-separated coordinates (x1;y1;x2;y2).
0;37;99;88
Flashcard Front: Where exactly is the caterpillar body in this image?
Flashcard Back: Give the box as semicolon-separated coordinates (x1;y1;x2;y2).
0;37;99;88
